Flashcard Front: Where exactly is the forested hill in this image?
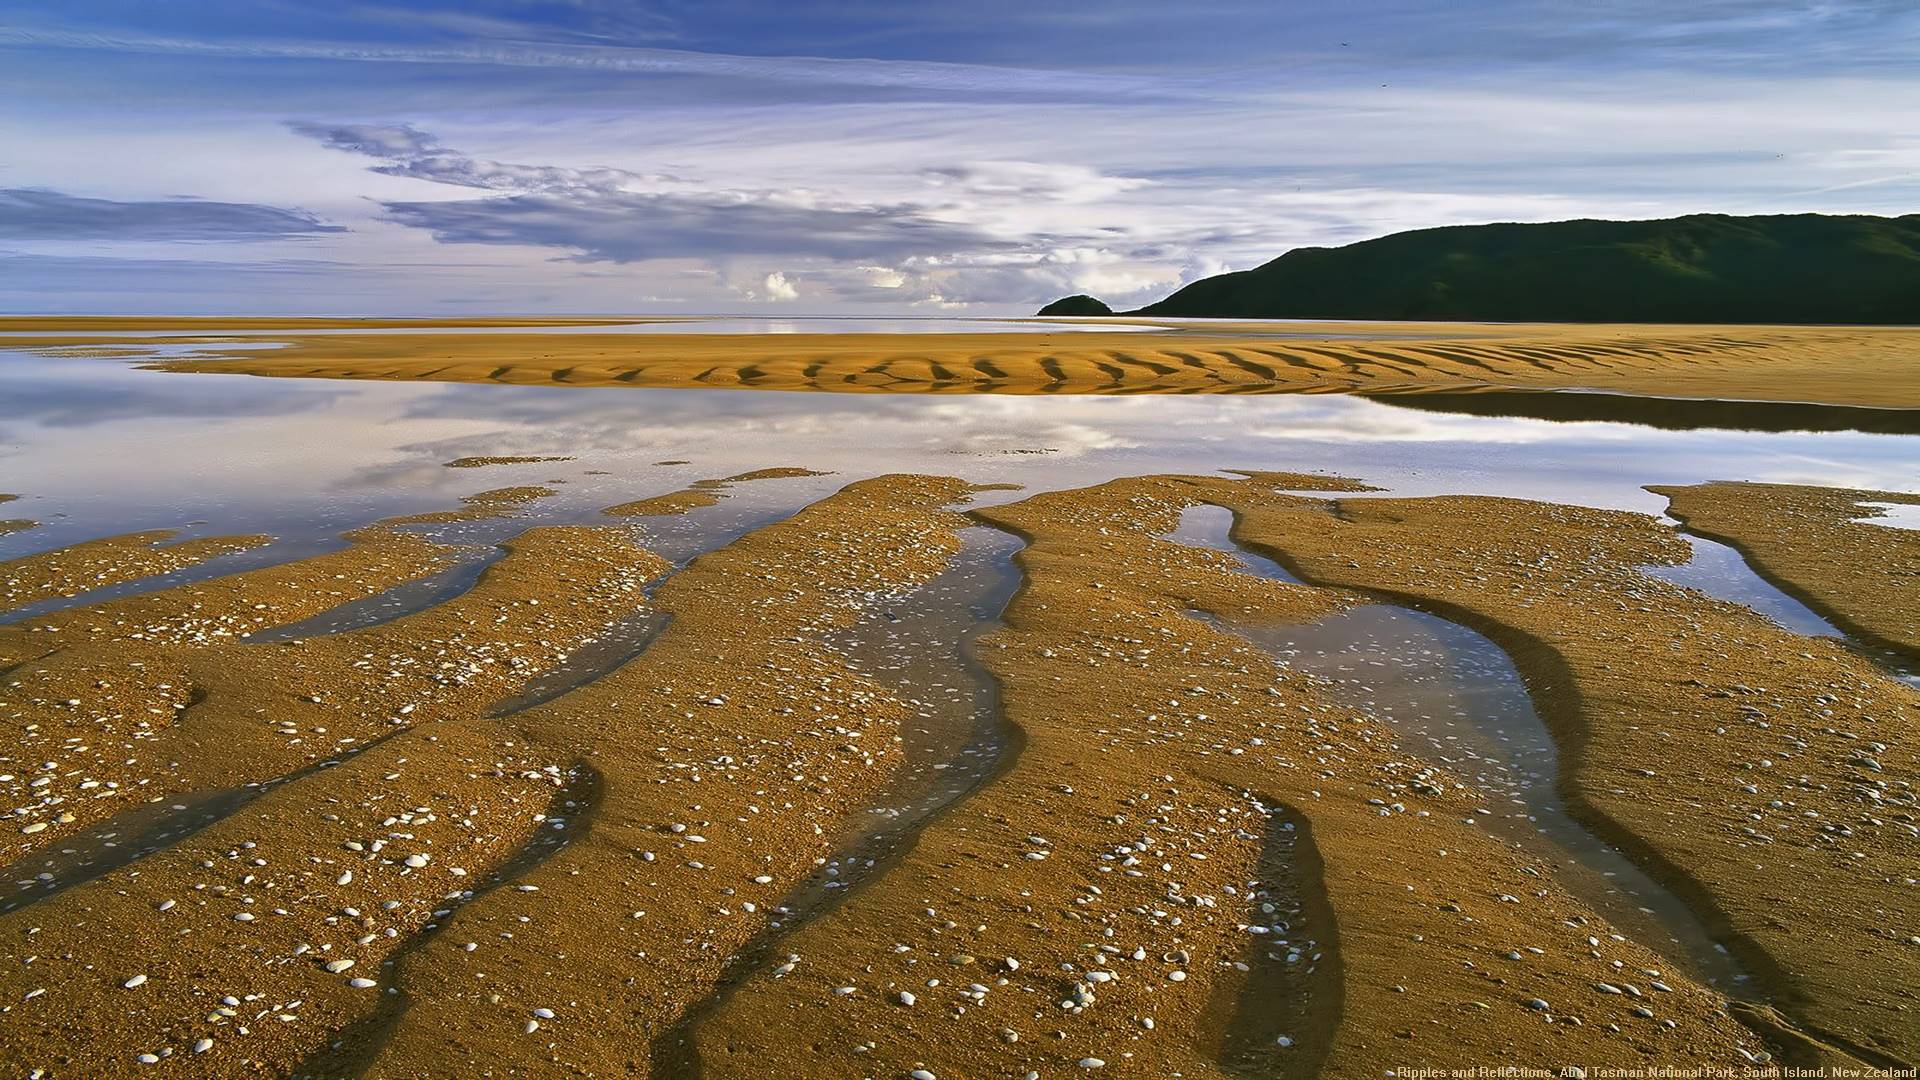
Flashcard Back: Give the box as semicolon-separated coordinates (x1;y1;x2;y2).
1059;214;1920;324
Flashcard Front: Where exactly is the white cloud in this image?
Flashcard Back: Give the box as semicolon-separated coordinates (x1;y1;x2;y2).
757;271;799;302
0;26;1190;101
924;161;1151;202
7;22;1920;314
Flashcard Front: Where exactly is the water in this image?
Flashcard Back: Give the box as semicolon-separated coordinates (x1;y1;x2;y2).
3;349;1915;565
5;344;1912;685
1649;532;1842;639
1163;504;1303;583
1856;501;1920;530
1373;389;1920;435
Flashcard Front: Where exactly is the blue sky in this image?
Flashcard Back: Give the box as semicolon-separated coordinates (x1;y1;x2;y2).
2;1;1917;314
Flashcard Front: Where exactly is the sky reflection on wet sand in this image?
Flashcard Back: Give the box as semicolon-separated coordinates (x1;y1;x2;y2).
1;349;1916;557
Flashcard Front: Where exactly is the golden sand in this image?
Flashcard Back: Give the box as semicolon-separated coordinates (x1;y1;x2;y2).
7;321;1919;407
695;474;1761;1078
0;498;668;1073
359;474;983;1076
0;529;269;611
2;473;1915;1076
1226;491;1919;1067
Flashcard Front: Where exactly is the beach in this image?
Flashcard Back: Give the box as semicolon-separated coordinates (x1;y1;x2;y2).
0;322;1915;1077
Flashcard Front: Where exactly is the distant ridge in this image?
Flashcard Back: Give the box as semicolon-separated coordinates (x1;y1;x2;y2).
1047;213;1920;324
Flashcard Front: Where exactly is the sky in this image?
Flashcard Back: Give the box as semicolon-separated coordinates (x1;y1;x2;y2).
1;1;1917;315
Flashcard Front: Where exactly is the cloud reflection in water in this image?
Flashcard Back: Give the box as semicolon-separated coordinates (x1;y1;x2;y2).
1;351;1915;557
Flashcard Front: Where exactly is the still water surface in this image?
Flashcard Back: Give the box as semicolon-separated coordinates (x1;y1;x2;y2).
3;346;1914;558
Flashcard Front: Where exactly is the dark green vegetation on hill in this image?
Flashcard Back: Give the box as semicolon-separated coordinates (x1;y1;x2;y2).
1035;294;1113;316
1064;214;1920;324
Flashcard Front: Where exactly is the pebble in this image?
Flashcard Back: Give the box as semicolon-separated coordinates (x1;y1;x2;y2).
123;975;148;989
349;978;377;989
898;991;917;1007
1079;1059;1106;1069
192;1038;213;1054
324;959;355;973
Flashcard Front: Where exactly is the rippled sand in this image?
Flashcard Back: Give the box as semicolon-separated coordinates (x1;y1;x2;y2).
12;319;1919;408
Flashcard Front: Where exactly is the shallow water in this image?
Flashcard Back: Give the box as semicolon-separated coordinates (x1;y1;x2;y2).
4;349;1916;564
1857;501;1920;530
1649;532;1841;639
5;344;1915;683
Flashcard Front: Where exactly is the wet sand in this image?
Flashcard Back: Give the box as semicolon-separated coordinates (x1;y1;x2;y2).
1;469;1915;1077
693;474;1762;1078
352;474;984;1077
1654;482;1920;663
1221;490;1919;1067
0;530;270;611
0;495;30;538
444;455;577;469
603;469;832;518
11;321;1920;408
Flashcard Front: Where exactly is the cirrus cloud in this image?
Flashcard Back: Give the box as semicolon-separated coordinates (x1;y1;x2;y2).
298;120;1009;264
0;187;344;242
